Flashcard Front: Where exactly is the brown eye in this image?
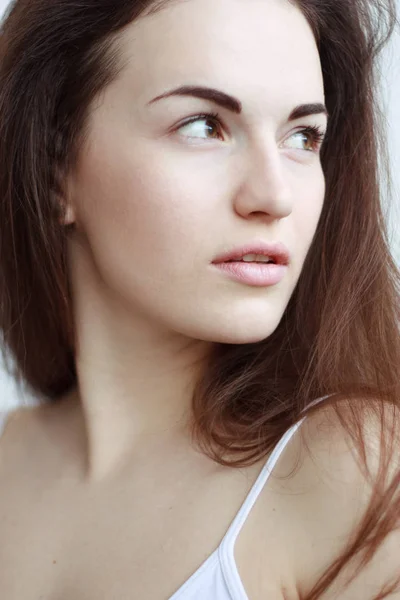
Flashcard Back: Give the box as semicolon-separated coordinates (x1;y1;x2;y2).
284;126;326;152
177;113;225;141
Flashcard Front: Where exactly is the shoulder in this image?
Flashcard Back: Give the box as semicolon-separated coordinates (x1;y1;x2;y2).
0;407;21;440
287;400;400;599
0;402;46;454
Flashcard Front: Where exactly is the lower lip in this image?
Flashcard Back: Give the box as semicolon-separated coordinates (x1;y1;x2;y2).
212;261;287;287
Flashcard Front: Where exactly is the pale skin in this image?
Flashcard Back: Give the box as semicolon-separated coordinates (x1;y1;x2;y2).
0;0;399;598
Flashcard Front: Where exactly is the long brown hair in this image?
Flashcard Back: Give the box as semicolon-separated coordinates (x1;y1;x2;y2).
0;0;399;598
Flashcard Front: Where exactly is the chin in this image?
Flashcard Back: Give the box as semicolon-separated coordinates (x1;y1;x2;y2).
193;318;280;346
212;330;275;345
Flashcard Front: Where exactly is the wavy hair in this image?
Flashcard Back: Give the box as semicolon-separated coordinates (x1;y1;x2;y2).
0;0;399;598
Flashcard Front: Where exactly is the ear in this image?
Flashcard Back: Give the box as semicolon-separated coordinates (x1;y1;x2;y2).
55;171;77;227
61;200;76;226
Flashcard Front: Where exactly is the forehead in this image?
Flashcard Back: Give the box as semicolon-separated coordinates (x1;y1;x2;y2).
113;0;324;116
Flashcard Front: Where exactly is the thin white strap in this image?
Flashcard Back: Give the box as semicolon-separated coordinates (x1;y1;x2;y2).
219;394;337;600
221;393;336;549
220;418;304;549
301;393;336;414
218;419;305;600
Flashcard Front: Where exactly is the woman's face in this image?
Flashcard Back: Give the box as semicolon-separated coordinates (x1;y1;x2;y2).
66;0;328;344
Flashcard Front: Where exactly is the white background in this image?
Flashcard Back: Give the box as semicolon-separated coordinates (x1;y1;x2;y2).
1;0;399;409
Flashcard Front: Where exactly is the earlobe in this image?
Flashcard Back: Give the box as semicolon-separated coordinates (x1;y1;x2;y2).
55;192;76;226
62;203;76;226
56;174;77;226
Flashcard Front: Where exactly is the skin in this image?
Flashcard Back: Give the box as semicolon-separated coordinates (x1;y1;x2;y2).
2;0;399;598
63;0;327;479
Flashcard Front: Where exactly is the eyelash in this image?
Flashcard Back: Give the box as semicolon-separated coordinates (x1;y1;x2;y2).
298;125;326;151
177;111;326;152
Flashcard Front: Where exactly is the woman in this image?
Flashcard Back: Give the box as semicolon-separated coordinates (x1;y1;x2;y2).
0;0;399;598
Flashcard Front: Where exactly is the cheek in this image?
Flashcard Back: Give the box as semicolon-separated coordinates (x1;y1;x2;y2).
299;174;325;232
291;171;325;270
72;140;215;279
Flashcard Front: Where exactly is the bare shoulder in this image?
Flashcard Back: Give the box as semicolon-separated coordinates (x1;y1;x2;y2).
0;404;33;440
0;397;78;475
0;390;79;442
287;400;400;599
0;402;46;461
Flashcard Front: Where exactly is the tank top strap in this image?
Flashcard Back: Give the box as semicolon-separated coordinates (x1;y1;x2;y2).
220;393;336;550
220;417;305;550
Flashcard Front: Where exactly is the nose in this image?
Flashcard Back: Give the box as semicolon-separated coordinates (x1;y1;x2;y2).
233;137;292;221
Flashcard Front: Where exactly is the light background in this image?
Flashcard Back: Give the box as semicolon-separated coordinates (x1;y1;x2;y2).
0;0;399;409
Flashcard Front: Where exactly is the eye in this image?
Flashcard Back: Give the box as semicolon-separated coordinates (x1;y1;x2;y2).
176;112;225;141
284;125;326;152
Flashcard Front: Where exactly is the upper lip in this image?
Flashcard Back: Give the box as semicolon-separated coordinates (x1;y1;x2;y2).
212;241;291;265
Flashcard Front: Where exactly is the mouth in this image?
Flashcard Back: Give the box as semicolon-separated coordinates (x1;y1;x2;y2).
224;255;276;265
212;259;287;288
212;242;291;267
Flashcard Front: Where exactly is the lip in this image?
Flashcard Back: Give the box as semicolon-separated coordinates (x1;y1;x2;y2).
212;241;291;266
212;261;287;287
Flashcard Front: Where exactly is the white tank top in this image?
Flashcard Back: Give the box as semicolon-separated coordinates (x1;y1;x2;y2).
0;395;333;599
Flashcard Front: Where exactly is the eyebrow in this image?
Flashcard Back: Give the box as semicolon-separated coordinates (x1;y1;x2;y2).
148;85;329;121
